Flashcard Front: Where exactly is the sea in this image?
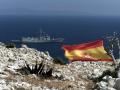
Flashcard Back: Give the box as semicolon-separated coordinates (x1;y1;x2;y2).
0;15;120;63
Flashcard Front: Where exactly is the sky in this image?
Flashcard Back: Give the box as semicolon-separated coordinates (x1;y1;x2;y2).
0;0;120;16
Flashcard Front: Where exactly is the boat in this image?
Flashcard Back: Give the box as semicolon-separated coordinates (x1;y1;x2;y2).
11;31;64;43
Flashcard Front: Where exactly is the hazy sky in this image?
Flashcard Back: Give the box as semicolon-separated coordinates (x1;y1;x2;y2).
0;0;120;16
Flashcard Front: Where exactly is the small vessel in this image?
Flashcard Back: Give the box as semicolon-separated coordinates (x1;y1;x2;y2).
12;31;64;43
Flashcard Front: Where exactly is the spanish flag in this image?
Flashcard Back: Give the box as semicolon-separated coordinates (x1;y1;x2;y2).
62;40;113;62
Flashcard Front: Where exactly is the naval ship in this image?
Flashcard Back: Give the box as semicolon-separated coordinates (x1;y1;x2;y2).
11;31;64;43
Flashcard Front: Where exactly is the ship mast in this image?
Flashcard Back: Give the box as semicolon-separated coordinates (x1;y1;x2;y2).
39;29;42;37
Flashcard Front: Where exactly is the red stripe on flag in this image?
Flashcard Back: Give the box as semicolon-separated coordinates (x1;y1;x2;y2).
62;40;103;51
69;57;113;62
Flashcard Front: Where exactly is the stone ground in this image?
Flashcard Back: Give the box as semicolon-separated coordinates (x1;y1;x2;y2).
0;43;115;90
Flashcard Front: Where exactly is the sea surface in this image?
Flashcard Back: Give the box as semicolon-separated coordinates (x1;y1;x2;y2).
0;15;120;62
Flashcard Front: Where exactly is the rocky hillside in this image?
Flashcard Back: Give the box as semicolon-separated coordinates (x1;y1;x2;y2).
0;43;116;90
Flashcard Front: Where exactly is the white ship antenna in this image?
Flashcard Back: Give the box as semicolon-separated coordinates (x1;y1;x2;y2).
39;28;43;37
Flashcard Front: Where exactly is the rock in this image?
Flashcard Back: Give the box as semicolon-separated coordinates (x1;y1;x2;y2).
103;76;113;81
32;86;42;90
108;78;116;87
28;74;39;79
21;44;28;48
93;69;102;78
52;71;64;80
0;79;9;90
107;87;116;90
10;82;31;90
117;69;120;78
114;78;120;90
99;81;108;89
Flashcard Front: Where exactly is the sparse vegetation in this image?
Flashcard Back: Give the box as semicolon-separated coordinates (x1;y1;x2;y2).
5;43;16;48
18;61;53;78
91;32;120;90
105;32;120;67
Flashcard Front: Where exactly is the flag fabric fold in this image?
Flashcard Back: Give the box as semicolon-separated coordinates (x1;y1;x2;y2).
62;40;113;62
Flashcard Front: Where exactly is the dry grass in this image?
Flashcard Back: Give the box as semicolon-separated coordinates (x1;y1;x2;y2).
4;73;94;90
4;63;95;90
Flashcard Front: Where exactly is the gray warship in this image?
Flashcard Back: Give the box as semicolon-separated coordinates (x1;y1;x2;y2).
12;31;64;43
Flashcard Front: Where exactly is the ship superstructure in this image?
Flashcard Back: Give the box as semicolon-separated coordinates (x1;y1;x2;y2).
12;30;64;43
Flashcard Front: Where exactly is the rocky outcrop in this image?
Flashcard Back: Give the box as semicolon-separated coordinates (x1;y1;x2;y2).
53;61;114;90
0;43;115;90
0;44;54;90
92;59;120;90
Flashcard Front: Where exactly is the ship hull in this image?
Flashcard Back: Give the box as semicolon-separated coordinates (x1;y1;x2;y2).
11;39;64;43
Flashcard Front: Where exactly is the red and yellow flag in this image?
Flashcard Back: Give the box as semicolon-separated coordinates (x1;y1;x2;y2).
62;40;113;62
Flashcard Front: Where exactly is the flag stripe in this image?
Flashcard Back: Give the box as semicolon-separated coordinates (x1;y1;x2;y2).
69;59;113;62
